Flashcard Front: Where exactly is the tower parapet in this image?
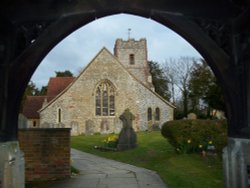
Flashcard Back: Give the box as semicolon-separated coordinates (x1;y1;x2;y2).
114;38;154;90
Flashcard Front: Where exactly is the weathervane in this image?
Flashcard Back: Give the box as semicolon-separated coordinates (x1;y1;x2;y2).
128;28;131;39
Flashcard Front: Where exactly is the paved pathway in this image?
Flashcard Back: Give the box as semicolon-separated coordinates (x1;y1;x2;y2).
48;149;167;188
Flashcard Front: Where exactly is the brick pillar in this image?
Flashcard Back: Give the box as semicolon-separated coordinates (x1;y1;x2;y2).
18;128;71;182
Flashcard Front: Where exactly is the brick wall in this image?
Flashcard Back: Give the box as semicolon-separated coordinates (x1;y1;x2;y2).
18;128;71;182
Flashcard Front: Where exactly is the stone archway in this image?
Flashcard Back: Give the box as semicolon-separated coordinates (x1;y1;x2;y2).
0;1;249;187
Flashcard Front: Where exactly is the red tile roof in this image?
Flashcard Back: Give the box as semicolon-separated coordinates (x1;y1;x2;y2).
22;96;47;118
22;77;75;119
47;77;75;96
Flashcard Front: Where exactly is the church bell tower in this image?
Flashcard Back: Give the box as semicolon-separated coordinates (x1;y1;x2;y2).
114;38;154;91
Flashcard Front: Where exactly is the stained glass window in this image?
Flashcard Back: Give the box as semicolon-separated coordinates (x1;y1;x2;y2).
95;80;115;116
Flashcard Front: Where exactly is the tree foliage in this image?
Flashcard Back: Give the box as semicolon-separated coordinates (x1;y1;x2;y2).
188;59;225;116
24;81;40;96
163;57;196;117
38;86;48;96
148;61;170;100
55;70;73;77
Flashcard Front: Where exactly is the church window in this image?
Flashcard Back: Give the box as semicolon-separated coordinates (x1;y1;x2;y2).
129;54;135;65
57;108;62;123
155;107;160;121
96;88;101;115
109;88;115;116
95;81;115;116
33;121;36;127
147;107;152;121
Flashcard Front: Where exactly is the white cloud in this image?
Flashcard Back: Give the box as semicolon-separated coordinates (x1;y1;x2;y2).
31;14;201;88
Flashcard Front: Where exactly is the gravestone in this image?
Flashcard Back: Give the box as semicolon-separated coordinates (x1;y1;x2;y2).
152;123;160;131
100;120;109;133
187;113;197;120
71;121;79;135
117;109;137;150
85;120;94;135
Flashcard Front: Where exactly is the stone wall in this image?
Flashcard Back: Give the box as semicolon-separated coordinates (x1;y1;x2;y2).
114;38;152;87
40;48;174;135
18;128;71;182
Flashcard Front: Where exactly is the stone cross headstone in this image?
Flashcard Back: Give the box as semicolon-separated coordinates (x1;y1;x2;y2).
117;109;137;150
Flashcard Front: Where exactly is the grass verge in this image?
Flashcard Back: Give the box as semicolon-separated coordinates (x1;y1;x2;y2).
71;131;223;188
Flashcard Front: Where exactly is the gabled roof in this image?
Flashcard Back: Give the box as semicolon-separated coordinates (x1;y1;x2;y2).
47;77;75;96
22;96;47;118
40;47;175;111
22;77;75;118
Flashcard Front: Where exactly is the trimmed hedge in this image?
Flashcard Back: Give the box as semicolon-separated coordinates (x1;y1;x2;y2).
161;119;227;154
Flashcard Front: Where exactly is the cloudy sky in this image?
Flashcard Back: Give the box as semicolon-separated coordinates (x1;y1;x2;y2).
31;14;202;88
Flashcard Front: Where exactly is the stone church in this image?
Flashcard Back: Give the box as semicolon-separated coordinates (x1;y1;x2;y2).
23;38;175;135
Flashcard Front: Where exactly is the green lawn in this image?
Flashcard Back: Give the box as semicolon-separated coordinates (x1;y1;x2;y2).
71;131;224;188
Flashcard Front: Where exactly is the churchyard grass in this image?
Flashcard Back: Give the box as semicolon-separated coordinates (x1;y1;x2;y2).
71;131;223;188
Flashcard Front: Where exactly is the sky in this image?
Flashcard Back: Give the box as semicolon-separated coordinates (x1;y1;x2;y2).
31;13;202;89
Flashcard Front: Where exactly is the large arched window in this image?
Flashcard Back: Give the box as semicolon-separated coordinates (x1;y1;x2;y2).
95;80;115;116
155;107;160;121
147;107;152;121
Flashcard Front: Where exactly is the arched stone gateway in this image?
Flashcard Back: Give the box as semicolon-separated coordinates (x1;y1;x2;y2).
0;1;249;187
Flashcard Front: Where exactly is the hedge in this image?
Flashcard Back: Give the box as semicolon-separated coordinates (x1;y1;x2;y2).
161;119;227;154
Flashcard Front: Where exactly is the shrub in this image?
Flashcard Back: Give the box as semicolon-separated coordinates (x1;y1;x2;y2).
161;119;227;154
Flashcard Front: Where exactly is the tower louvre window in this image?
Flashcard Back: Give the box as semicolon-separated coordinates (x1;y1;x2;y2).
95;80;115;116
129;54;135;65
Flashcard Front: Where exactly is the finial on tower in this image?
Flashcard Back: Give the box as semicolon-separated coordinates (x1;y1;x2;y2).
128;28;131;39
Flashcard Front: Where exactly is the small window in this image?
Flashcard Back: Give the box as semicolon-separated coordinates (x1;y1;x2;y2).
57;108;62;123
155;107;160;121
33;121;36;127
129;54;135;65
148;107;152;121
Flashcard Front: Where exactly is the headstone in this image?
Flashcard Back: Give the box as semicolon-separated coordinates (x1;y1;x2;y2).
100;120;109;133
117;109;137;150
71;121;79;135
187;113;197;120
85;120;94;135
152;123;160;131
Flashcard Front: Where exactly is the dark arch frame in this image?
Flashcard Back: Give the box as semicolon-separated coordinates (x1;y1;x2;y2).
1;2;250;187
0;1;249;143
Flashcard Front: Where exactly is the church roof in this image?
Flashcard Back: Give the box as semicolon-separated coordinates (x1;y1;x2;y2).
47;77;75;96
39;47;175;111
22;96;47;118
22;77;75;118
